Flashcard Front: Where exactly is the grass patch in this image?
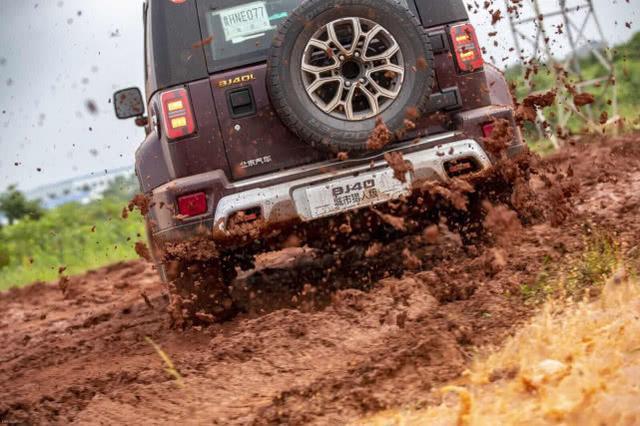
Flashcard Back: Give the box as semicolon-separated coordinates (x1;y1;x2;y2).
0;197;145;291
526;139;556;157
520;255;554;304
520;232;620;304
565;233;620;298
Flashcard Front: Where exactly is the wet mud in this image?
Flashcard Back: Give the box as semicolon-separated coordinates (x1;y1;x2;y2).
1;135;640;424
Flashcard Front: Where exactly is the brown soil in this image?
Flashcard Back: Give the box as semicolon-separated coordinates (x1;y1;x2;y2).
384;151;413;183
573;92;596;108
366;117;392;150
516;90;556;123
134;241;152;262
128;193;151;216
1;135;640;425
481;118;514;156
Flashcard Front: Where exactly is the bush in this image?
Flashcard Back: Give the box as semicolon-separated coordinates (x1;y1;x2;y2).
0;185;44;225
0;197;145;290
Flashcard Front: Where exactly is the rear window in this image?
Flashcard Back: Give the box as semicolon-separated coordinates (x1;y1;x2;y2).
414;0;468;27
145;0;209;98
196;0;303;73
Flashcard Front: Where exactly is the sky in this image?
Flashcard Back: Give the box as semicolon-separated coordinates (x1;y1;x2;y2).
0;0;638;192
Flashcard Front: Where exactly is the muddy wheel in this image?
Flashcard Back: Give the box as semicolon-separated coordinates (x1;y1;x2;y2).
267;0;434;153
166;258;237;327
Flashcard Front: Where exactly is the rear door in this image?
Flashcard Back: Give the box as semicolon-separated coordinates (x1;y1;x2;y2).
195;0;326;180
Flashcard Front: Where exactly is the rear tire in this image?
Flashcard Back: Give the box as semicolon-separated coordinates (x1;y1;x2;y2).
267;0;434;153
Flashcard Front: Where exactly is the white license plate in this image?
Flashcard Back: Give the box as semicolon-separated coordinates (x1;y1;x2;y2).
219;1;273;43
301;169;412;220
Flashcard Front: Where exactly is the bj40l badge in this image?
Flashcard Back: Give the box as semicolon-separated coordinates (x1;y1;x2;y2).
217;73;256;88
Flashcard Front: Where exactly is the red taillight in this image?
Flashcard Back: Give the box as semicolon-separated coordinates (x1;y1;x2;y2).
160;88;196;140
178;192;207;217
482;123;494;138
450;24;484;73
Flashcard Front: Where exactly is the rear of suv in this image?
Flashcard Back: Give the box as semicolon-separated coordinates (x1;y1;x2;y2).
114;0;524;325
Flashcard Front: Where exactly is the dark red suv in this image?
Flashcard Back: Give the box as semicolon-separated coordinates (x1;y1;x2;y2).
114;0;523;324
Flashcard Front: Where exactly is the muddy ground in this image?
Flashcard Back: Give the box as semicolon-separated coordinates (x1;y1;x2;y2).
1;135;639;425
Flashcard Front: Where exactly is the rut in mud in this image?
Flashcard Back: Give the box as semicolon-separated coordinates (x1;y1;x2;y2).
1;135;640;425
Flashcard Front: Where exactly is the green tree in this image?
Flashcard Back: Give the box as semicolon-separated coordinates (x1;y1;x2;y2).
0;185;44;225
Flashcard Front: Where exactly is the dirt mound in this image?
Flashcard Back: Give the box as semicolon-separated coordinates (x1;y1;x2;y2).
1;135;640;424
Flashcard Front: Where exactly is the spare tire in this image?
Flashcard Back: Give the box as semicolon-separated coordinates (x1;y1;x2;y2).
267;0;434;153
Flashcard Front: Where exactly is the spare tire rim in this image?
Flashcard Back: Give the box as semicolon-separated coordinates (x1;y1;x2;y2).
301;17;405;121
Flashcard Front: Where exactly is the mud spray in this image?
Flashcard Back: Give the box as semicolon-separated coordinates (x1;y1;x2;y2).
2;133;639;423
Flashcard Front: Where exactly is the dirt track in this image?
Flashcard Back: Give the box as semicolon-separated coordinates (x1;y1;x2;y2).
1;135;639;425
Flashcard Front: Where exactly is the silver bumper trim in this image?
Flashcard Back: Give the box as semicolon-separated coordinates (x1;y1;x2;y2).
213;138;491;232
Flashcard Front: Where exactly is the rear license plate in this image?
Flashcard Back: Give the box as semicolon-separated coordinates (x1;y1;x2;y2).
219;1;273;43
301;169;411;220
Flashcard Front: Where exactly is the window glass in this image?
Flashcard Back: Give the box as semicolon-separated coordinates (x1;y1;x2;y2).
197;0;303;72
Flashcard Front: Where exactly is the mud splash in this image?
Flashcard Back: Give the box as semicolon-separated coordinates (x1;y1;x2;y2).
516;90;556;123
367;117;393;150
1;135;640;424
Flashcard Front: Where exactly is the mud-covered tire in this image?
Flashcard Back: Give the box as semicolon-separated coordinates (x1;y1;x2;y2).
166;258;237;327
267;0;434;153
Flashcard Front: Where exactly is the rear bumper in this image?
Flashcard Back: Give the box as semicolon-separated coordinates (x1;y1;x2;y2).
213;138;490;225
148;106;524;245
